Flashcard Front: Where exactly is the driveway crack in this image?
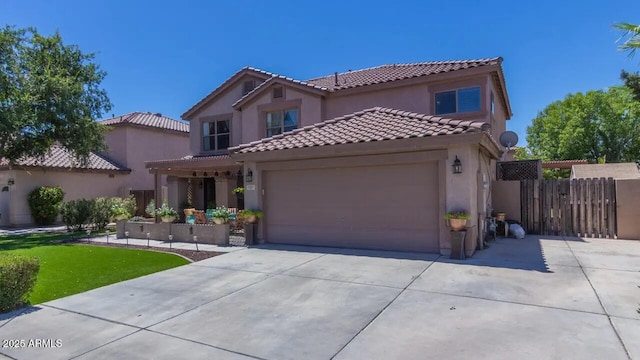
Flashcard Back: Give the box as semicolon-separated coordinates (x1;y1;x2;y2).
329;256;440;359
565;236;632;360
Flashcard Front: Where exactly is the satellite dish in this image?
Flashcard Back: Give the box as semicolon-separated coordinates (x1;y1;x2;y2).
499;131;519;149
499;131;519;161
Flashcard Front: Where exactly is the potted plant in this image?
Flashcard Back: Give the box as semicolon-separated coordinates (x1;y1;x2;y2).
232;187;244;199
155;201;178;223
444;210;471;231
243;209;264;224
211;206;230;225
112;206;131;221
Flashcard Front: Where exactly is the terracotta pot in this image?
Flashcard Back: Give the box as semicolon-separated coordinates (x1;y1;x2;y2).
213;217;227;225
161;215;176;223
245;215;258;224
448;218;468;231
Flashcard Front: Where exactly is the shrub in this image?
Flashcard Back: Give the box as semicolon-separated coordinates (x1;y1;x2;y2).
111;195;137;221
59;198;94;231
27;186;64;225
145;199;156;218
92;197;112;230
0;254;40;313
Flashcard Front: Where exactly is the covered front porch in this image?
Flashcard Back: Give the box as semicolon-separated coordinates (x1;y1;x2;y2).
146;154;244;219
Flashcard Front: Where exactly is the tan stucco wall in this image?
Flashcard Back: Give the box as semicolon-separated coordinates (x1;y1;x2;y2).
492;180;522;223
325;83;431;119
5;170;128;225
190;75;263;155
615;179;640;240
240;87;323;145
122;127;190;191
104;125;189;192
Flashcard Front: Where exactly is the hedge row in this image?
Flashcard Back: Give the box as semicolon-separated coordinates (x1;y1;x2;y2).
59;196;137;231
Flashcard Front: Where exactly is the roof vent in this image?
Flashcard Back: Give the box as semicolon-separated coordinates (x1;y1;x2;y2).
154;113;162;117
334;72;339;86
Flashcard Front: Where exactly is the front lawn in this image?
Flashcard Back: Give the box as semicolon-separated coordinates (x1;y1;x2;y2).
1;232;189;305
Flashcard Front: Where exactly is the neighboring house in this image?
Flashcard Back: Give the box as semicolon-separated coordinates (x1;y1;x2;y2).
571;163;640;180
100;112;191;213
146;57;512;255
0;112;190;225
0;146;130;226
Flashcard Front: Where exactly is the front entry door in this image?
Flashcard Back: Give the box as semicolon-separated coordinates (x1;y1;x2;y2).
203;178;216;209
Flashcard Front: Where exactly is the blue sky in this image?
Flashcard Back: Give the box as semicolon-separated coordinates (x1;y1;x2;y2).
2;0;639;145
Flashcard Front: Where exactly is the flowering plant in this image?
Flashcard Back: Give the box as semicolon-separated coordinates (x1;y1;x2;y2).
211;206;230;220
155;201;178;217
443;210;471;220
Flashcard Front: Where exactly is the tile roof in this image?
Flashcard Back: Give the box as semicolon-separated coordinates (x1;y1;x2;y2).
232;75;329;108
231;107;489;154
0;145;129;172
100;112;189;133
181;67;273;119
542;160;588;169
305;58;502;91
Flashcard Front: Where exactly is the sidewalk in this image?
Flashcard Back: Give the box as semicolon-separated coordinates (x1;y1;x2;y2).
84;234;245;253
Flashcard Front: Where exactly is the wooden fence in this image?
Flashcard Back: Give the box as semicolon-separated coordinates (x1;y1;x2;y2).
520;178;616;238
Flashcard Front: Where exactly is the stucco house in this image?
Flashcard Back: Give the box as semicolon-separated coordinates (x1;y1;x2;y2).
146;57;512;255
0;112;190;225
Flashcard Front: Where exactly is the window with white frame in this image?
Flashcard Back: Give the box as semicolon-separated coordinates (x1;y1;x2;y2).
435;86;481;115
266;108;298;137
203;120;230;151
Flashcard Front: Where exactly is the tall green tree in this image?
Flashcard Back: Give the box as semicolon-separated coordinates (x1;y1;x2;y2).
0;26;111;165
614;22;640;100
526;87;640;163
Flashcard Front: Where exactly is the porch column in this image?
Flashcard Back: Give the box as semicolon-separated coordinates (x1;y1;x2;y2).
215;177;230;207
154;170;162;223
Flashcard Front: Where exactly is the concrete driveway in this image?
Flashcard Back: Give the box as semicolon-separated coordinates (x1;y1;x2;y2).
1;236;638;360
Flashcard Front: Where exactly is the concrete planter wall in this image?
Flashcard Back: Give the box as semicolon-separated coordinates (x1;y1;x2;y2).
117;221;229;246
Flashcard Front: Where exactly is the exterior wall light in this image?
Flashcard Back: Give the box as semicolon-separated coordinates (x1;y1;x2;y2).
452;156;462;174
246;169;253;183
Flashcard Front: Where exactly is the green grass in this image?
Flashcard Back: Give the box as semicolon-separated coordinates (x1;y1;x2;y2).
1;233;189;304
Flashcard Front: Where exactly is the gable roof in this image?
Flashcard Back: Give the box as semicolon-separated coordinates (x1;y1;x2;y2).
181;67;273;120
99;112;189;133
230;107;489;154
571;163;640;179
232;75;329;109
185;57;512;120
0;145;130;173
305;58;503;91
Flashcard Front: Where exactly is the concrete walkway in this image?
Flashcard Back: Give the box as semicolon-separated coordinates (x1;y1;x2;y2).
0;235;638;359
85;234;245;253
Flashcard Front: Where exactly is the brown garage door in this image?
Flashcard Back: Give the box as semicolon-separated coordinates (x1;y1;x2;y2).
263;162;439;252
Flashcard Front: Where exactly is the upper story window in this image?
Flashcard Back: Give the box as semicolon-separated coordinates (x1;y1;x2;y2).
435;86;481;115
266;108;298;137
203;120;230;151
490;91;495;114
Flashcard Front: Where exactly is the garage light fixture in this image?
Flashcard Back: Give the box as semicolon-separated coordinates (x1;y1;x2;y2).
452;156;462;174
246;169;253;183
